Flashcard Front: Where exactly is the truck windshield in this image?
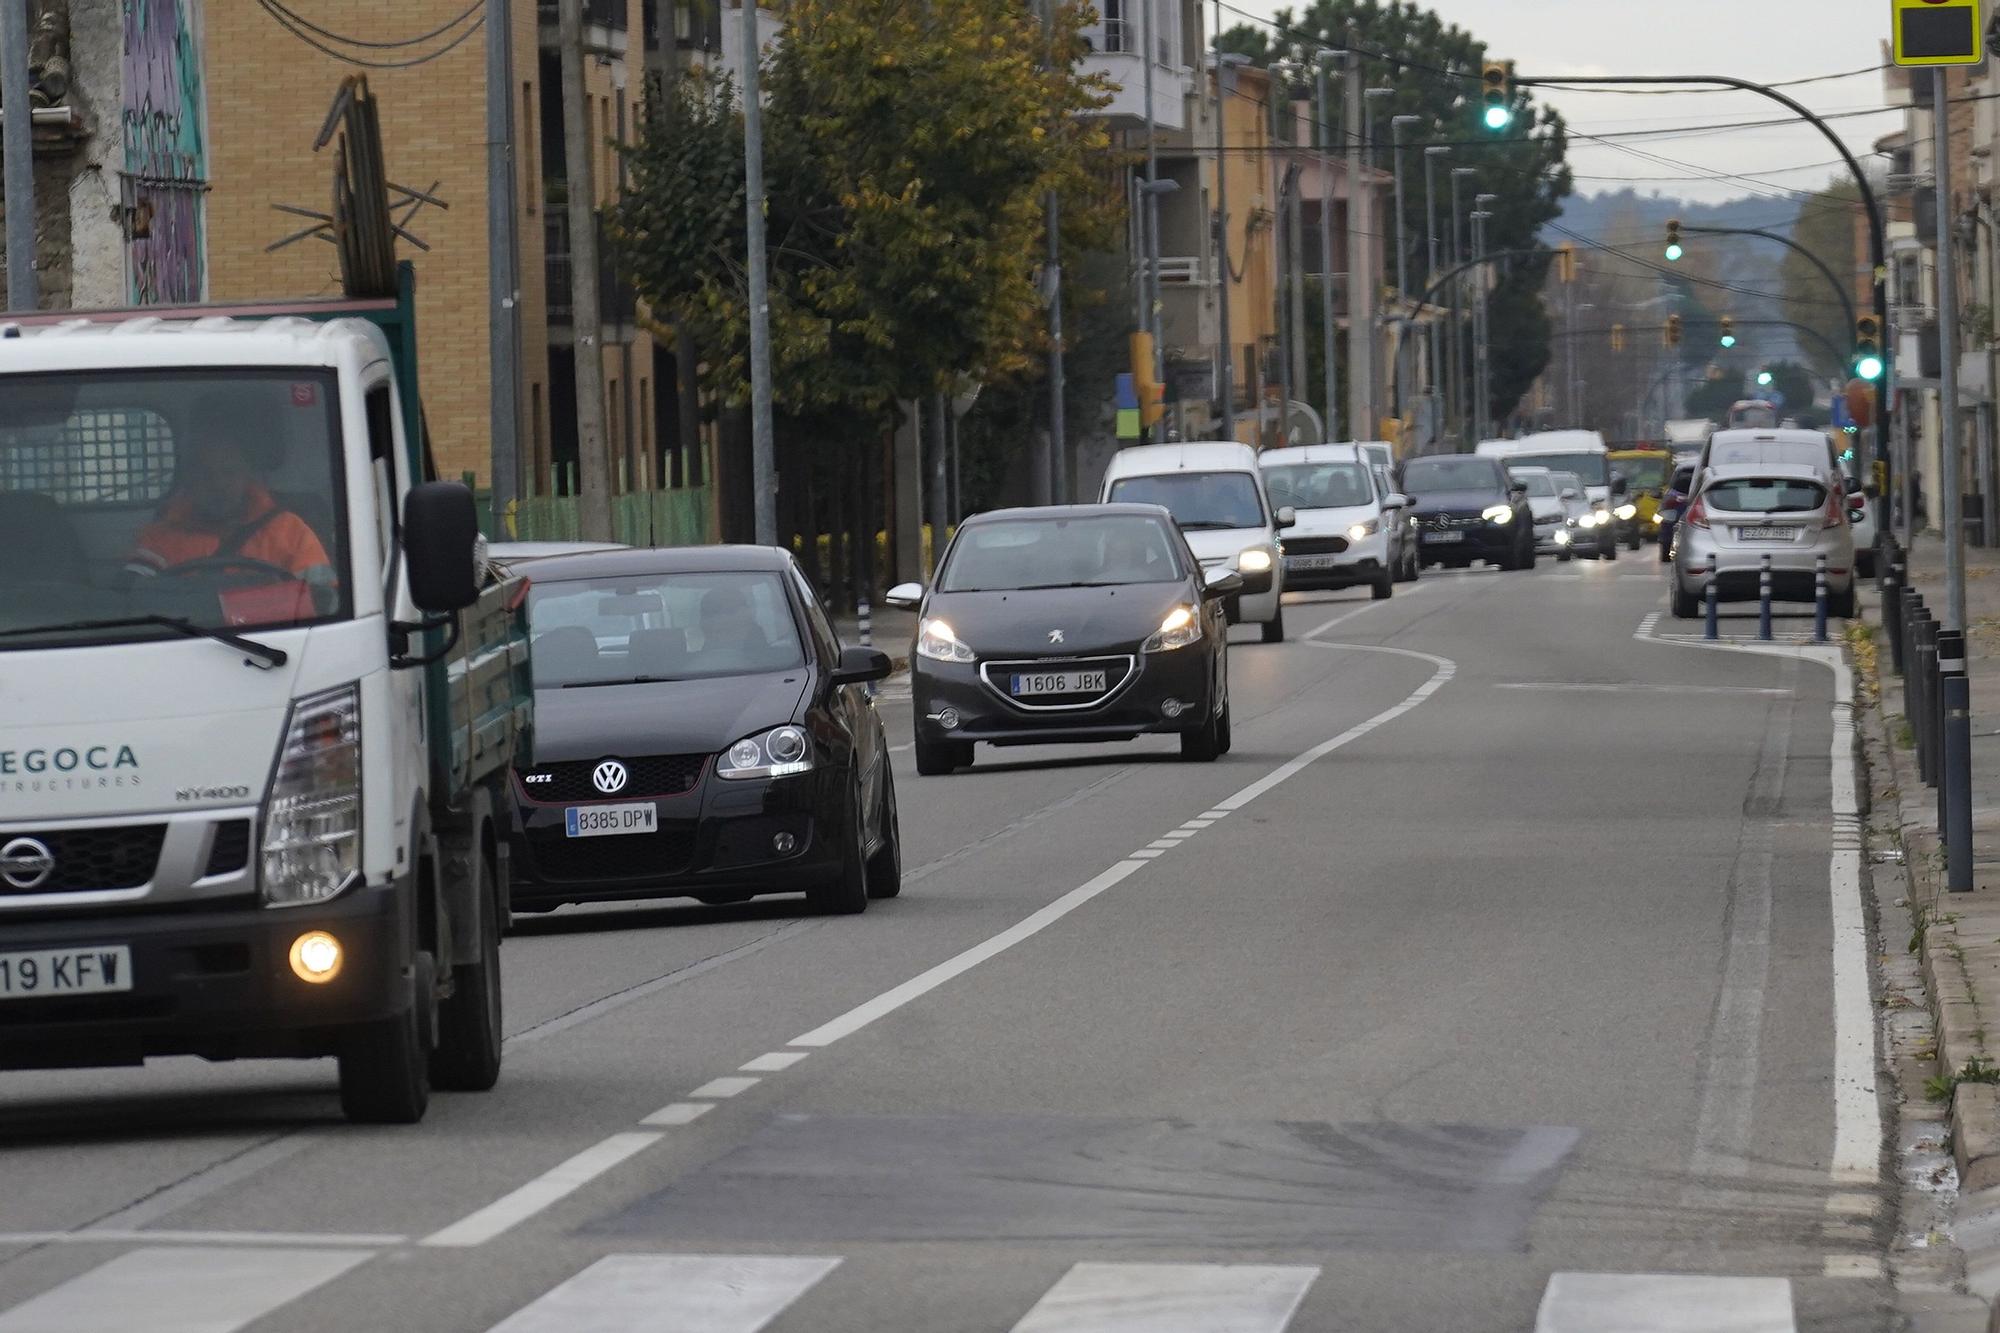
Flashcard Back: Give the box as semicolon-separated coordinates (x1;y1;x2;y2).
0;369;350;649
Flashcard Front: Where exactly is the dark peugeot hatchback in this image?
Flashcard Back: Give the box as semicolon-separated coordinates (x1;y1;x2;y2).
502;546;900;915
888;504;1239;774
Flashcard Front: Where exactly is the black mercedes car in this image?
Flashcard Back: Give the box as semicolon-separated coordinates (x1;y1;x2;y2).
499;546;899;915
1400;454;1536;570
886;504;1239;774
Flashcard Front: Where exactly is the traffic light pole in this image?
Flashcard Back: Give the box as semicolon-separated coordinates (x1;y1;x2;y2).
1514;71;1893;492
1683;222;1856;333
1932;66;1972;893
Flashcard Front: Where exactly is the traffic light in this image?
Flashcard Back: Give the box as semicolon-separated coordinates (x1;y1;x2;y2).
1664;219;1683;263
1663;314;1683;348
1718;316;1736;349
1127;332;1166;437
1853;314;1885;380
1756;368;1774;387
1480;61;1512;131
1556;242;1576;284
1610;323;1625;353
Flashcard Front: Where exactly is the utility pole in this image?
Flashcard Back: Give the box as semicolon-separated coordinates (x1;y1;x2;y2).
1;0;35;310
1343;39;1372;443
1471;206;1493;442
1140;0;1159;372
1935;65;1966;634
1315;53;1338;441
1424;145;1447;454
1213;30;1244;442
1389;114;1418;437
559;0;612;540
485;0;521;517
742;0;777;543
1450;166;1473;447
1039;0;1066;497
1288;163;1307;433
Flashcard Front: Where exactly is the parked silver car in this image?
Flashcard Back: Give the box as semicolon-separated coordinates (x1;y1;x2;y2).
1668;465;1856;619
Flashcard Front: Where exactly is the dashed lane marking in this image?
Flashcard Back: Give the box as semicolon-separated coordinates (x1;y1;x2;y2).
484;1255;843;1333
1008;1262;1321;1333
420;1133;662;1249
0;1245;371;1333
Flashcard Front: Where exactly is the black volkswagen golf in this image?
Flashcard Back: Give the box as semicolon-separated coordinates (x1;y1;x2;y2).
501;546;900;915
887;504;1239;774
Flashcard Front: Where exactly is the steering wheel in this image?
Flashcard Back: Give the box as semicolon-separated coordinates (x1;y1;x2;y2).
154;555;298;585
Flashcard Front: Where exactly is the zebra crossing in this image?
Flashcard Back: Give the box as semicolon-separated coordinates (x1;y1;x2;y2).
0;1242;1826;1332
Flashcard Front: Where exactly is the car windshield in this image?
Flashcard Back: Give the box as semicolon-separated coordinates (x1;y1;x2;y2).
1107;471;1265;529
1614;456;1668;489
940;515;1183;592
1511;471;1557;499
0;369;350;650
1261;462;1375;511
1703;477;1828;514
527;570;805;685
1402;456;1503;493
1500;452;1608;485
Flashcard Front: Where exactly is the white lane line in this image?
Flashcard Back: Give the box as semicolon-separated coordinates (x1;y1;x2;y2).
1009;1263;1320;1333
639;1103;714;1127
1146;838;1186;850
1199;809;1231;820
0;1230;399;1248
1635;611;1661;639
741;1051;808;1073
1129;850;1164;860
0;1245;371;1333
1635;615;1880;1186
689;1076;761;1099
1536;1273;1793;1332
421;1133;662;1248
791;641;1456;1051
1176;819;1217;831
1492;682;1788;697
485;1255;842;1333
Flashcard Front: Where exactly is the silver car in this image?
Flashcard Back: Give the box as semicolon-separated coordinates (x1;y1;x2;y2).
1669;465;1856;619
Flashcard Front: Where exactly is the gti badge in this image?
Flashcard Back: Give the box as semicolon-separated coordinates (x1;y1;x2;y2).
592;760;630;795
1047;629;1065;645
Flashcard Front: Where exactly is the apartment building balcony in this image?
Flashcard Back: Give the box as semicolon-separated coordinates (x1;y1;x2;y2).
1078;5;1191;132
537;0;628;58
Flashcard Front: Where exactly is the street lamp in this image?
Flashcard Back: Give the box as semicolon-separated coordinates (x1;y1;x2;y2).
1138;178;1179;383
1211;46;1252;440
1449;166;1476;445
1314;49;1340;439
1471;206;1495;440
1422;145;1448;451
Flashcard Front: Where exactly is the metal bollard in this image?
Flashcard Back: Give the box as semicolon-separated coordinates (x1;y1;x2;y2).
1758;553;1774;641
1902;600;1924;757
1704;569;1719;641
1813;554;1829;643
1941;629;1975;892
857;597;875;698
1915;615;1939;787
1884;561;1905;675
1937;629;1966;866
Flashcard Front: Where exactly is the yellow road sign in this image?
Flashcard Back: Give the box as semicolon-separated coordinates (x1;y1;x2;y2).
1892;0;1983;65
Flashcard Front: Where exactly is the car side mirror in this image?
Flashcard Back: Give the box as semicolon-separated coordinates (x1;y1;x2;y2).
1383;492;1410;510
1202;567;1245;598
1274;505;1298;530
831;645;894;686
1559;488;1579;501
884;581;924;609
403;481;481;612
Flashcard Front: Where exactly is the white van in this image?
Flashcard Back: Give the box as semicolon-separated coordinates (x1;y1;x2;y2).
1101;442;1294;642
1476;431;1614;510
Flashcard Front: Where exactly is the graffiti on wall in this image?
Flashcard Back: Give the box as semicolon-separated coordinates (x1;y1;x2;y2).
122;0;206;305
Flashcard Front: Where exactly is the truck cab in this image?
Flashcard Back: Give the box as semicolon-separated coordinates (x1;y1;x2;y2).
0;294;524;1123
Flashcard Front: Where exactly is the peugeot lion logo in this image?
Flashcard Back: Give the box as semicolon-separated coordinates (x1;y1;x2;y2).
592;760;630;795
0;837;55;891
1048;629;1065;645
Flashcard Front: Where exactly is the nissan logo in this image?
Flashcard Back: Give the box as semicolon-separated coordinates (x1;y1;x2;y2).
0;837;55;891
592;760;630;795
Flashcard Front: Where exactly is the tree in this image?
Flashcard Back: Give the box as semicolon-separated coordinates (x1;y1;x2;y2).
1685;368;1745;423
1220;0;1573;424
1761;359;1819;418
1780;180;1861;381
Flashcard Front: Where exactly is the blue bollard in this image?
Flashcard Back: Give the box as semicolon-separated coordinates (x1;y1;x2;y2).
1704;571;1719;641
1813;553;1829;643
1758;554;1773;641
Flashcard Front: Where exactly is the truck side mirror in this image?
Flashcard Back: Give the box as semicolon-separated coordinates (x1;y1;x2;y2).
404;482;481;612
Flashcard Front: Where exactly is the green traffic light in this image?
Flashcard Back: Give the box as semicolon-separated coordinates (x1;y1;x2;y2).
1719;334;1736;348
1483;105;1512;130
1664;242;1683;262
1855;353;1885;381
1756;370;1773;386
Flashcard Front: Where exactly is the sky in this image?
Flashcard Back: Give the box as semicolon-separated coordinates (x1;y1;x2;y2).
1224;0;1899;214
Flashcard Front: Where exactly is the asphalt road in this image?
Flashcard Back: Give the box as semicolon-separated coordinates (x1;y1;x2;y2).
0;560;1896;1332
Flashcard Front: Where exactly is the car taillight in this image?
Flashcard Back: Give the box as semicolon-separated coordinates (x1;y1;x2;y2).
1683;497;1709;530
1823;490;1846;529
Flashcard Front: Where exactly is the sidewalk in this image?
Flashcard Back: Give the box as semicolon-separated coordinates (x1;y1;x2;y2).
1862;538;2000;1322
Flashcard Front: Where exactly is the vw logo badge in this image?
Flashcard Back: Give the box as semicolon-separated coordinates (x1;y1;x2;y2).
592;760;630;795
0;837;55;891
1047;629;1065;645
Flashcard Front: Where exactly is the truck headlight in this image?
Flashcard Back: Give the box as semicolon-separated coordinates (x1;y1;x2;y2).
718;725;814;780
917;618;975;663
262;684;361;907
1143;604;1202;652
1238;547;1273;573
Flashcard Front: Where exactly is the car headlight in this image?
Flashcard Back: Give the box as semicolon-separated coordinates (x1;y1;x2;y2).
1554;529;1571;544
1238;547;1274;573
1348;519;1380;540
718;724;814;780
262;683;361;907
1482;504;1513;524
1143;604;1202;653
1575;513;1596;529
917;617;975;663
1615;503;1638;521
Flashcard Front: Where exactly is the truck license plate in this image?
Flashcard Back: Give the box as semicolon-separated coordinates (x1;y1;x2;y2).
0;946;132;1000
1011;670;1106;697
564;803;659;838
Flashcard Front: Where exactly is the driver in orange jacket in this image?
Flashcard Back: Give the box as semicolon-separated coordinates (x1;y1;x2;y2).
127;417;332;592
